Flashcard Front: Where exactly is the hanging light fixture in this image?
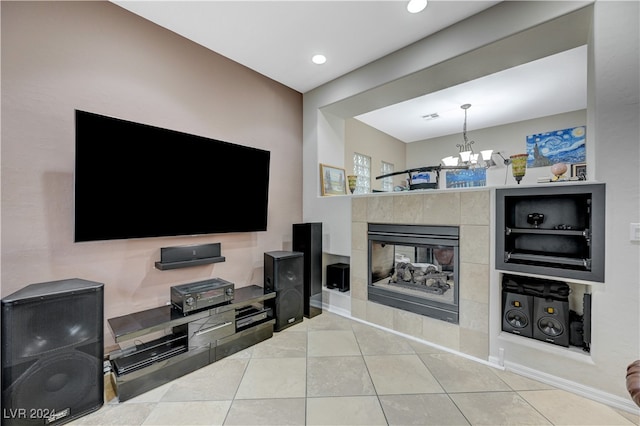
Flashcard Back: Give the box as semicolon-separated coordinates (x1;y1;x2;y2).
441;103;497;168
457;103;474;161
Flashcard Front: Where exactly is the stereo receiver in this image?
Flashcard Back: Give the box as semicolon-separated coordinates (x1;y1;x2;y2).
171;278;234;314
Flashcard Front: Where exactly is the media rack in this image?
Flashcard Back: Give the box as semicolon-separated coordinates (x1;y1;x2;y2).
107;285;275;402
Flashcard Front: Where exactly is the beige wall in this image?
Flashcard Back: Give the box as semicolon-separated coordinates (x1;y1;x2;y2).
1;2;303;346
345;118;406;191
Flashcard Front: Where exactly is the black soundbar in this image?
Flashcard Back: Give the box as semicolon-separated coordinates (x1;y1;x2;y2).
155;243;225;270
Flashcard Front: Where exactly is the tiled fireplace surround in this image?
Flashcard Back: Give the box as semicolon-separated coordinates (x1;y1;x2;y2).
350;189;491;360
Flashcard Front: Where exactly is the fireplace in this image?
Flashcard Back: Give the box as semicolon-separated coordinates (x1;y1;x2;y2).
368;223;460;323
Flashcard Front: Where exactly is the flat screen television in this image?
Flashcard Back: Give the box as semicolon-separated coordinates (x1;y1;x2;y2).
74;110;270;242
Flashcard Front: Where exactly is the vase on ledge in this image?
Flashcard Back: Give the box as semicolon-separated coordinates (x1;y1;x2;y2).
510;154;528;184
347;175;357;194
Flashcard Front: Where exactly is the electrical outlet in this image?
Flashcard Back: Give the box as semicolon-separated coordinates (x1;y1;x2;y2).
631;223;640;242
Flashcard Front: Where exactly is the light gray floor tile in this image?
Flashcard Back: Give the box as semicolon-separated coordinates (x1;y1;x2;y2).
251;329;307;358
224;398;306;425
306;396;387;425
365;354;444;395
408;338;448;354
615;408;640;425
518;389;636;425
307;356;376;397
354;327;416;355
450;391;552;425
380;393;470;425
161;358;248;401
491;368;556;391
234;357;306;399
306;311;355;330
307;329;361;356
420;352;511;393
142;401;230;425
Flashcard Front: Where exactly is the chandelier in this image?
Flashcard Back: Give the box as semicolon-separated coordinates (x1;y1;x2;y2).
441;104;494;168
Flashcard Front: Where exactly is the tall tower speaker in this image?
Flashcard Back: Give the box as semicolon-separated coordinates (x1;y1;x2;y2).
292;223;323;318
533;297;570;347
1;279;104;426
502;291;534;337
264;251;304;331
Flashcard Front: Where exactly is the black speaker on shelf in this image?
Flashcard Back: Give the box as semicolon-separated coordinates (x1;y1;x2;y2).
292;223;323;318
1;279;104;426
533;297;570;347
327;263;350;292
264;251;304;331
502;291;534;338
582;293;592;352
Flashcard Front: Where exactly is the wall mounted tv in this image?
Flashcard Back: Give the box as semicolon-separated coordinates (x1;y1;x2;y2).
74;110;270;242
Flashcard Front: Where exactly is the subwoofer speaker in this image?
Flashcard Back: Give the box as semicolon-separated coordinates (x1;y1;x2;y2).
1;279;104;426
264;251;304;331
533;297;570;347
292;223;323;318
502;291;533;337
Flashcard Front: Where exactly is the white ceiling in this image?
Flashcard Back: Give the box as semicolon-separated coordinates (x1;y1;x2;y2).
111;1;587;142
355;45;588;142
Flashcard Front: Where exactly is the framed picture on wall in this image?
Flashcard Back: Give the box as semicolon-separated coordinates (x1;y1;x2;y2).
320;164;347;196
571;163;587;180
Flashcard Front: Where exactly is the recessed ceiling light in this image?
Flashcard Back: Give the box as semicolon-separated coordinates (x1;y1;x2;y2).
407;0;427;14
312;54;327;65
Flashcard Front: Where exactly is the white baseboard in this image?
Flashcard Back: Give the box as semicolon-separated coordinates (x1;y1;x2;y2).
499;359;640;415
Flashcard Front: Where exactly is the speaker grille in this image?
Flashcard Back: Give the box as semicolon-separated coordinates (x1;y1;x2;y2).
505;310;529;329
1;279;104;425
264;252;304;331
7;351;100;418
3;292;101;361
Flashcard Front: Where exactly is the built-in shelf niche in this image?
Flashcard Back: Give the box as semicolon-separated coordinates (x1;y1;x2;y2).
496;183;605;283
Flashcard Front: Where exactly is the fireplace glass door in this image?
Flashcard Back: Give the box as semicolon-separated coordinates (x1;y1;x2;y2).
368;224;459;323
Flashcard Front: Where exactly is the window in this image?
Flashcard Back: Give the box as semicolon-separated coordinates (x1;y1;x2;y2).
353;153;371;194
381;161;394;192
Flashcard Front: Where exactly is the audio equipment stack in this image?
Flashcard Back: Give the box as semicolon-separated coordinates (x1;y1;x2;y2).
502;274;584;348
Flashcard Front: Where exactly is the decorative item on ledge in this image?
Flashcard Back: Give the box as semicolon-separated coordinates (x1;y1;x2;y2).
571;162;587;180
550;162;568;181
320;164;347;196
510;153;528;184
155;243;225;270
376;164;467;191
347;175;358;194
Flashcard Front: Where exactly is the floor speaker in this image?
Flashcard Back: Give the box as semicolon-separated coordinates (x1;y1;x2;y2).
533;297;570;347
502;291;534;337
1;279;104;425
292;223;322;318
264;251;304;331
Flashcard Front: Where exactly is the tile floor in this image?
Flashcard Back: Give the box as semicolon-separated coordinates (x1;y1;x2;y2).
72;311;639;425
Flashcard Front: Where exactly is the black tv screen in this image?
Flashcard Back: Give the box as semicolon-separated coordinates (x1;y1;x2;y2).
74;110;270;242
